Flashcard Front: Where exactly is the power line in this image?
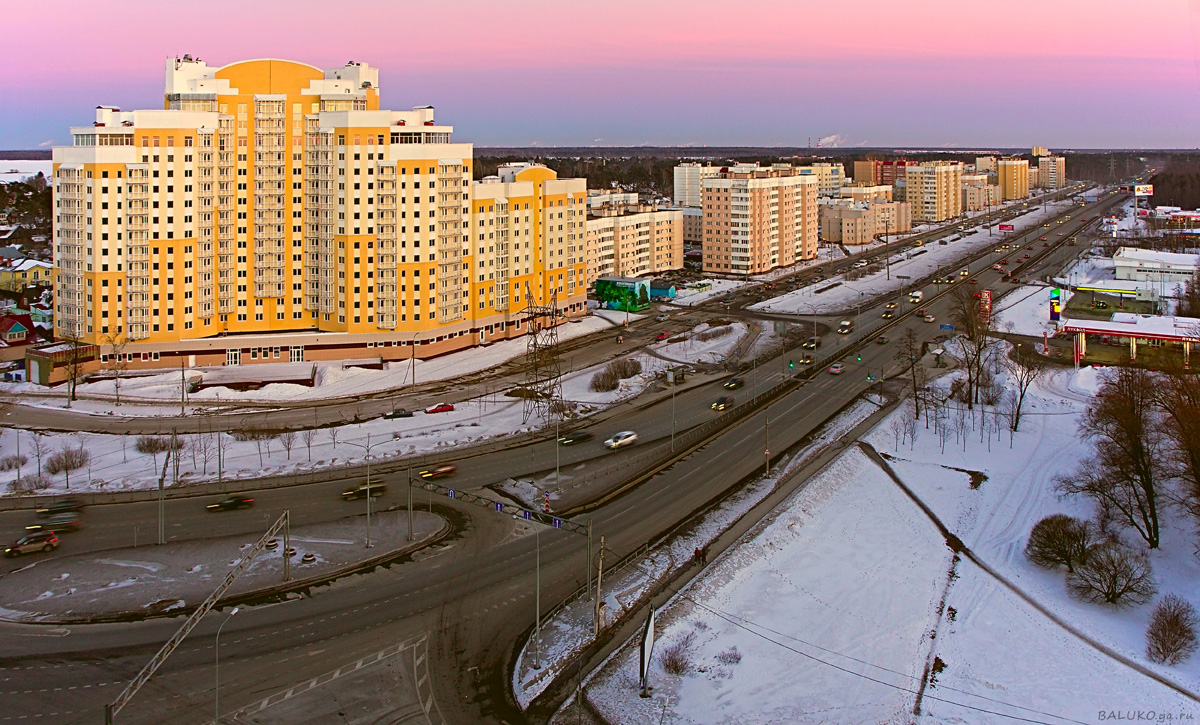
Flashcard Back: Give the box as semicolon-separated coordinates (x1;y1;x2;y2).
660;583;1086;725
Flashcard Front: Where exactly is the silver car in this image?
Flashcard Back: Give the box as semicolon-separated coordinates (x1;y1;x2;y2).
603;431;638;449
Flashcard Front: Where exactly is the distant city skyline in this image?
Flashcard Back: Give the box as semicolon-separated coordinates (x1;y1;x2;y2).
5;0;1198;150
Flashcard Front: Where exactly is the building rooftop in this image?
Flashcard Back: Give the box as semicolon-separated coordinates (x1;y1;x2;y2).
1113;247;1200;267
1061;312;1200;342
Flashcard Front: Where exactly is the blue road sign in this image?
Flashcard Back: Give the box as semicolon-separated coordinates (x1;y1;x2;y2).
939;324;955;331
448;489;456;499
523;510;532;520
495;502;504;513
553;518;563;529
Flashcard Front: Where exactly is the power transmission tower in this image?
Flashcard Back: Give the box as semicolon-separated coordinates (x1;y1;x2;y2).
522;280;562;425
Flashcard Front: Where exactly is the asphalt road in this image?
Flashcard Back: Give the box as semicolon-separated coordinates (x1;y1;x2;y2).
0;187;1125;724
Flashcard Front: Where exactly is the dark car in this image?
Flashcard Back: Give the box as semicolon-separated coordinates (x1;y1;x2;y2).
801;353;815;365
881;311;894;319
343;481;389;499
25;513;82;534
35;498;83;518
384;408;413;419
5;531;59;557
723;377;744;390
206;494;255;512
558;431;595;446
876;335;889;344
801;337;821;350
711;396;735;411
418;464;456;480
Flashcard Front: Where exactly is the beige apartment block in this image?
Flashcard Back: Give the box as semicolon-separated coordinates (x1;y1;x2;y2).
840;183;892;202
997;158;1030;200
702;164;818;275
975;156;997;173
1029;166;1041;189
820;199;912;245
852;160;878;185
796;162;846;196
905;162;963;223
1032;146;1050;157
1038;155;1066;189
962;182;1002;212
585;199;683;286
680;207;703;244
673;162;720;207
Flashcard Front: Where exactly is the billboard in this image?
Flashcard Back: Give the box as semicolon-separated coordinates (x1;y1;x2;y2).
594;277;651;312
1134;185;1154;197
998;224;1014;232
979;289;993;325
1050;288;1061;321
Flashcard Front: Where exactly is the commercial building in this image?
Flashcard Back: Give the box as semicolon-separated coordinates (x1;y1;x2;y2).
52;57;586;368
673;162;720;207
975;156;997;173
904;161;963;223
585;196;683;286
997;158;1030;200
701;164;818;275
1038;155;1066;189
839;183;892;203
1113;247;1200;284
819;199;912;245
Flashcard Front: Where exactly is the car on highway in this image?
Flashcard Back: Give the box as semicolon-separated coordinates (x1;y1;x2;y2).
853;260;868;269
655;331;671;341
418;464;457;480
1026;245;1034;250
1067;238;1076;246
992;264;1003;271
1039;236;1048;241
206;494;254;512
968;279;977;284
828;363;845;375
836;320;854;334
998;258;1008;265
711;396;735;411
25;513;82;534
763;283;777;290
722;377;744;390
558;431;595;446
881;311;894;319
424;402;455;414
604;431;638;449
35;499;83;518
924;314;936;323
5;531;59;558
342;481;389;499
384;408;413;419
801;337;821;349
801;353;815;365
876;335;889;344
915;309;927;317
1056;232;1065;236
885;301;898;309
655;313;669;321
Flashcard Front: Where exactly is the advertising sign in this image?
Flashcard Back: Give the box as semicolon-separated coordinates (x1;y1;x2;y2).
594;277;651;312
639;607;657;695
1135;185;1154;197
979;290;993;325
998;224;1014;232
1050;288;1061;321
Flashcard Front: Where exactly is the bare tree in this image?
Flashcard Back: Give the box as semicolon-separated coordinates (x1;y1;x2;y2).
894;328;925;419
1154;367;1200;524
1003;342;1047;432
1057;368;1167;549
889;414;905;452
946;287;997;409
102;332;130;407
1067;540;1156;607
280;430;297;460
936;406;951;454
135;435;173;472
302;429;317;462
1025;514;1095;572
903;403;919;451
326;427;340;450
1146;594;1199;665
29;433;46;478
45;444;89;490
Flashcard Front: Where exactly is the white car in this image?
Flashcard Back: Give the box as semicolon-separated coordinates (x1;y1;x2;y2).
604;431;638;449
828;363;845;375
924;314;936;323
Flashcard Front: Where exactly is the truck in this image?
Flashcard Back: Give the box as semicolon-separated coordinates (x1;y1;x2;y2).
909;290;924;304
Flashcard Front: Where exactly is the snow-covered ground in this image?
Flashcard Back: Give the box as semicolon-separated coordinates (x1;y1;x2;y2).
993;284;1070;336
750;201;1078;315
0;160;54;182
650;322;746;365
579;364;1200;722
672;279;752;307
4;315;616;409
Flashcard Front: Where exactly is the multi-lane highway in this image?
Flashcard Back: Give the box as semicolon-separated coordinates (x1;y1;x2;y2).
0;186;1127;724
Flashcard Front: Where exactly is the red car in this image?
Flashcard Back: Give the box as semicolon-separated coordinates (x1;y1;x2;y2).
915;309;927;317
424;402;455;414
998;258;1008;265
655;331;670;341
1026;245;1034;250
1039;236;1048;241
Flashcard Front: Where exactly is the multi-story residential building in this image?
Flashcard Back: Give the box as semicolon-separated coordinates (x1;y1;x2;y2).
819;199;911;245
701;164;818;275
679;207;704;245
673;162;720;207
975;156;997;173
905;162;963;223
585;197;683;286
997;158;1030;200
587;189;638;210
1028;165;1041;189
839;183;892;203
852;159;917;186
1038;155;1066;189
795;162;846;196
1032;146;1050;157
962;176;1002;212
52;57;586;368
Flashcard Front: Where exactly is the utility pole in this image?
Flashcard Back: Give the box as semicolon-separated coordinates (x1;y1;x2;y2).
533;520;542;669
593;536;606;637
407;462;414;542
180;361;186;416
586;519;593;602
764;414;770;475
670;370;676;451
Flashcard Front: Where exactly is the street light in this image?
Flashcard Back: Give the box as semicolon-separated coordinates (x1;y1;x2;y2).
344;434;380;548
215;607;239;724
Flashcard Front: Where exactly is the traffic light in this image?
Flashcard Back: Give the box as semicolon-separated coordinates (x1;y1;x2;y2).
856;354;862;361
788;360;794;369
866;374;874;382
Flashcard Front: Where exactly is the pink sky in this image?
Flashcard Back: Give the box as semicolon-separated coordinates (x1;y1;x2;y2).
4;0;1198;148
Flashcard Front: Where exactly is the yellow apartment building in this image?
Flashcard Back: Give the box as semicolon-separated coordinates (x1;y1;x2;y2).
998;158;1030;200
905;162;963;223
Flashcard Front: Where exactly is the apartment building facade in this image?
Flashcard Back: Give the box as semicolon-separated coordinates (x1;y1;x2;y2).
796;163;846;196
673;162;720;207
1038;155;1066;189
839;183;892;203
819;199;912;245
975;156;997;173
997;158;1030;200
905;162;963;223
52;57;586;368
701;165;818;275
585;199;683;285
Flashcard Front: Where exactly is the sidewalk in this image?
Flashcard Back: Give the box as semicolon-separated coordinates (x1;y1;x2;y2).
0;510;445;623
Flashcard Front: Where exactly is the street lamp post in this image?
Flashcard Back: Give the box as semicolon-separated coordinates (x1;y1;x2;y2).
344;434;378;548
215;607;239;724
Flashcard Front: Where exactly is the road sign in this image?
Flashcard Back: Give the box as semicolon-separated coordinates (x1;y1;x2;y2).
939;324;955;331
495;502;504;513
448;489;455;499
552;518;563;529
523;510;532;520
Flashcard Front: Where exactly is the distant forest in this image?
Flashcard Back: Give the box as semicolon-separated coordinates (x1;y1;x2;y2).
1149;158;1200;210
